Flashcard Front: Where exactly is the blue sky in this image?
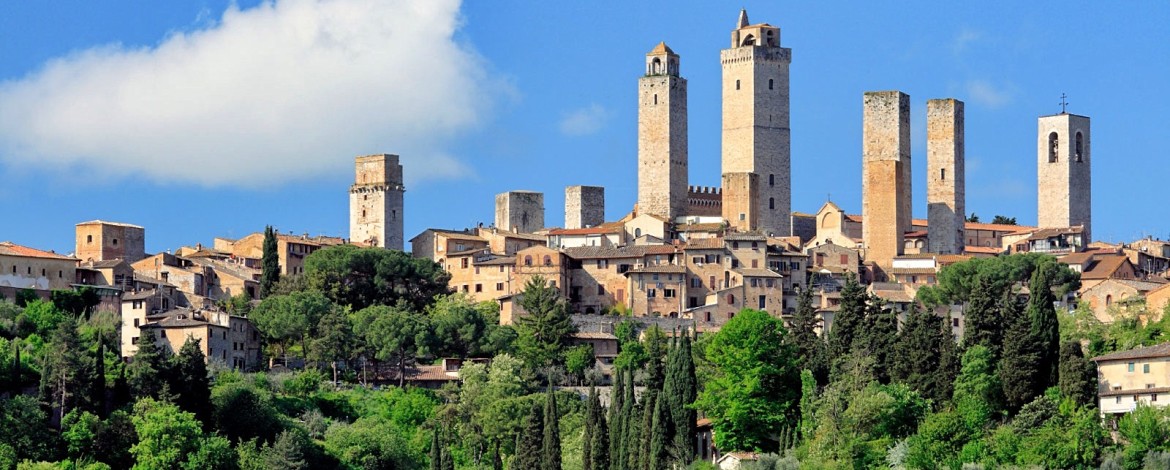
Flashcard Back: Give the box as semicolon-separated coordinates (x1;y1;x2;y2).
1;1;1168;255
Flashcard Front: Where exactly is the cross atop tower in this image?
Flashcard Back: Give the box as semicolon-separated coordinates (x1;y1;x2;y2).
1059;93;1069;114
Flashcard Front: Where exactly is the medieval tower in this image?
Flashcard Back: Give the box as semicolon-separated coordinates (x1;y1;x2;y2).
637;42;688;220
495;191;545;233
349;154;405;250
1037;111;1091;242
862;91;911;270
565;185;605;229
720;9;792;236
927;98;965;254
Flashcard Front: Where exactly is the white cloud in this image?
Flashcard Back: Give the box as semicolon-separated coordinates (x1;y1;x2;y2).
951;28;982;55
0;0;495;187
559;104;608;136
965;79;1012;109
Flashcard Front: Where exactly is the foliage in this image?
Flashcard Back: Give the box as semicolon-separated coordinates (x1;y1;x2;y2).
542;388;562;470
827;274;866;361
0;395;57;462
664;334;697;464
210;381;285;443
952;345;1002;431
304;244;451;312
1058;341;1097;408
512;402;544;470
172;337;213;424
892;305;954;405
997;294;1043;413
427;294;511;359
129;398;234;470
788;285;827;384
354;303;431;387
1026;263;1061;390
250;291;332;359
260;225;280;298
19;300;67;338
324;416;424;470
695;309;800;452
564;344;594;384
917;253;1079;308
991;215;1017;225
513;276;575;370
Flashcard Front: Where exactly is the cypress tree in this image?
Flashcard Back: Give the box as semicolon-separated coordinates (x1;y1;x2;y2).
91;336;106;417
584;386;595;470
789;285;827;383
666;334;696;465
892;305;947;400
11;338;20;392
493;440;503;470
963;275;1004;356
935;313;960;404
648;391;669;470
111;364;131;410
590;389;610;470
625;384;643;470
636;391;656;470
512;402;543;470
441;448;454;470
260;225;280;298
1027;263;1061;388
1059;341;1098;408
128;330;167;399
173;337;212;424
828;273;866;360
861;296;898;383
998;293;1043;413
430;429;442;470
542;388;562;470
609;371;625;470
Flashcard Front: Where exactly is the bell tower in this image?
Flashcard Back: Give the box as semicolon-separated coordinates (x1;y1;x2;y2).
1037;107;1091;242
721;9;792;236
638;42;688;220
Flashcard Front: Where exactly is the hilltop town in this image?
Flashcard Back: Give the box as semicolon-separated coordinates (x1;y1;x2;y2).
3;8;1170;470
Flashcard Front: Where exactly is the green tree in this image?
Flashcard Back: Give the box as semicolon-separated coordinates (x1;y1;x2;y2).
542;388;562;470
827;274;866;361
608;369;625;470
514;276;575;370
91;335;107;416
130;398;233;470
428;293;509;358
1059;341;1098;408
430;428;443;470
20;299;67;337
324;416;423;469
0;395;57;462
260;225;280;298
961;275;1004;356
695;309;800;452
304;244;451;311
512;402;544;470
50;287;101;318
892;305;950;404
585;385;609;470
211;382;284;444
1117;405;1170;468
991;215;1017;225
311;307;354;385
998;293;1043;413
788;285;827;384
564;344;594;385
45;317;89;420
128;331;169;399
218;292;254;316
953;345;1002;431
643;325;669;391
966;213;980;223
859;297;898;383
798;369;817;444
358;303;431;387
649;390;669;470
582;386;595;470
664;334;697;465
172;337;213;425
250;291;331;361
630;390;649;470
1027;262;1061;389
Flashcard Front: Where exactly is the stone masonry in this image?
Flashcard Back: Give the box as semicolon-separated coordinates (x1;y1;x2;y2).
1038;112;1092;243
349;154;405;250
565;185;605;229
722;172;759;231
495;191;544;233
720;9;792;236
862;91;911;271
927;98;965;254
638;42;688;220
75;220;146;263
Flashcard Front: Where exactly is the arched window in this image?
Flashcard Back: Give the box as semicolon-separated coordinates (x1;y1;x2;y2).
635;228;642;238
735;80;741;90
524;256;532;266
769;174;775;186
769;197;775;210
112;238;118;246
543;255;552;266
741;34;755;47
1048;132;1059;163
768;78;774;90
650;57;662;75
1106;295;1113;307
726;293;735;305
1075;132;1084;162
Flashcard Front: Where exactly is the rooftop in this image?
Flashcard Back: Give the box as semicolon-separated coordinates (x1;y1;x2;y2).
76;220;144;229
0;241;77;261
1093;342;1170;363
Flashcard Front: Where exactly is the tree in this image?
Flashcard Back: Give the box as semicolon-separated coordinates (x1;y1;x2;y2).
431;428;443;470
1027;262;1061;389
211;382;284;444
311;307;354;385
128;331;169;399
45;317;89;420
962;275;1004;356
953;345;1002;431
827;274;866;361
966;213;980;223
991;215;1018;225
892;306;953;405
859;297;898;383
643;325;669;391
250;291;331;361
172;337;213;424
542;388;562;470
586;386;609;470
608;369;625;470
997;295;1043;413
264;430;309;470
359;304;431;387
51;287;101;318
20;299;67;337
695;309;801;452
1059;341;1098;408
260;225;280;298
91;334;107;416
788;285;827;384
0;395;57;462
130;398;234;470
798;369;817;444
649;390;669;470
512;402;544;470
304;244;451;311
514;276;575;370
665;334;697;465
564;344;594;385
582;386;595;470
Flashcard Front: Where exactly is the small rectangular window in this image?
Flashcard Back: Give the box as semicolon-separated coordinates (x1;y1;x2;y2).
1144;364;1150;373
1129;363;1136;372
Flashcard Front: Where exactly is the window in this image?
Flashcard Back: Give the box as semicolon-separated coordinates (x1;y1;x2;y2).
524;256;533;266
691;277;700;288
112;238;118;246
652;274;659;281
475;284;483;293
709;276;716;289
664;289;675;298
598;259;609;269
1107;295;1113;307
499;266;505;273
598;285;605;295
759;295;766;309
617;289;624;301
768;78;774;90
769;174;775;186
1128;362;1135;372
769;197;775;210
1075;131;1084;162
751;259;758;268
1154;394;1159;402
736;79;740;90
941;168;946;181
134;318;140;327
751;279;758;288
461;258;469;269
1144;364;1151;373
496;283;504;291
647;289;657;298
653;94;657;105
840;254;849;265
1048;132;1059;162
952;318;960;327
1116;396;1122;404
704;312;711;322
766;279;774;288
733;241;739;249
87;235;93;244
132;337;138;344
726;293;735;305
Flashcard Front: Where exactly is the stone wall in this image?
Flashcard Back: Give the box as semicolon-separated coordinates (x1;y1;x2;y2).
637;47;688;220
927;98;965;254
721;172;759;232
76;221;146;263
565;185;605;229
349;154;405;250
495;191;545;233
1037;113;1092;242
862;91;911;272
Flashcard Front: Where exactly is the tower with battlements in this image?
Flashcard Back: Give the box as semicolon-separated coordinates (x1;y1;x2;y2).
349;154;405;250
720;9;792;236
638;42;688;220
1038;111;1091;242
927;98;965;254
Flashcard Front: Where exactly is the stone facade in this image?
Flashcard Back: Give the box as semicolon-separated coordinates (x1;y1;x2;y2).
862;91;911;272
349;154;405;250
75;220;146;263
720;10;792;237
1038;113;1092;243
565;185;605;229
927;98;965;254
686;186;723;217
495;191;544;233
638;43;688;220
0;242;78;291
721;172;759;231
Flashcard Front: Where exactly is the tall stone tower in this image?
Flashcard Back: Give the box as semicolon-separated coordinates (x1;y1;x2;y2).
1037;112;1091;242
495;191;544;233
721;9;792;236
861;91;911;270
349;154;405;250
927;98;965;254
637;42;688;220
565;185;605;229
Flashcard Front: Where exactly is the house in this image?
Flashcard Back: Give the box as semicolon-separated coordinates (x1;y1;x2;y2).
717;451;759;469
122;306;262;371
0;241;79;295
1078;279;1167;323
1093;343;1170;425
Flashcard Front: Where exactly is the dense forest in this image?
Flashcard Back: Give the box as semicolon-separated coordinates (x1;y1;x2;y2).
2;244;1170;469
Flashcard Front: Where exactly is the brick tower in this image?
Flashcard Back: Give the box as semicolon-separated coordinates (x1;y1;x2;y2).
1037;111;1091;242
927;98;965;254
349;154;405;250
861;91;911;270
638;42;688;220
720;9;792;236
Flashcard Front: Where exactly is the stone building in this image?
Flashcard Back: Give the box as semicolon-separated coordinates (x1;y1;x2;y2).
121;305;261;371
861;91;911;274
495;191;544;234
565;185;605;230
217;231;342;276
0;241;78;294
1037;112;1092;243
721;9;792;236
637;42;688;220
349;154;406;250
75;220;146;263
926;98;965;254
1093;343;1170;422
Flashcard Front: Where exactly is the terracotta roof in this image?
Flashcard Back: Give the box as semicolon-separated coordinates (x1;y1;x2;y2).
889;267;938;275
447;248;488;257
844;215;1032;233
683;238;724;250
646;41;676;56
904;230;928;238
872;290;915;303
1081;255;1132;280
438;231;488;242
122;290;158;301
1026;226;1085;241
734;268;783;278
475;256;516;266
1058;252;1095;265
571;331;618;340
0;242;77;261
386;364;460;382
1093;343;1170;362
626;265;687;275
677;223;724;232
964;246;1004;255
936;254;973;264
1099;387;1170;397
76;220;143;229
724;232;767;241
88;259;129;268
643;245;680;255
548;226;621;236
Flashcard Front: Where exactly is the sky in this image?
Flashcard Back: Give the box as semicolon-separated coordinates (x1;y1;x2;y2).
1;1;1168;255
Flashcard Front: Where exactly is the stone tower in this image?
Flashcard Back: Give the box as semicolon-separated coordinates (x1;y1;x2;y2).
637;42;688;220
495;191;544;233
862;91;911;270
927;98;965;254
1037;112;1091;242
565;185;605;229
75;220;146;263
349;154;405;250
721;9;792;236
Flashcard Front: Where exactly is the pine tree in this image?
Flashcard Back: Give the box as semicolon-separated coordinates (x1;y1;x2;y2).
648;391;669;470
963;275;1004;357
542;388;562;470
789;286;827;383
431;428;442;470
584;386;595;470
260;225;280;298
828;273;866;361
512;402;543;470
128;330;168;399
441;447;454;470
860;296;898;383
1059;341;1098;408
997;292;1043;413
45;318;87;420
172;337;212;424
892;305;948;401
264;430;308;470
1027;263;1061;389
590;389;610;470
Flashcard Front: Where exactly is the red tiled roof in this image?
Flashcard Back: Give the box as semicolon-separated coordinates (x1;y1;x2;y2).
0;242;77;261
548;226;621;236
1093;343;1170;363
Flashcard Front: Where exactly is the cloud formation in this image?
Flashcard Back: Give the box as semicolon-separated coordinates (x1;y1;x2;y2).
559;104;608;136
965;79;1012;109
0;0;493;186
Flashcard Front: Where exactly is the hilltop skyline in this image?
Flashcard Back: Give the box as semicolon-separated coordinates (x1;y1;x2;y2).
2;1;1168;254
